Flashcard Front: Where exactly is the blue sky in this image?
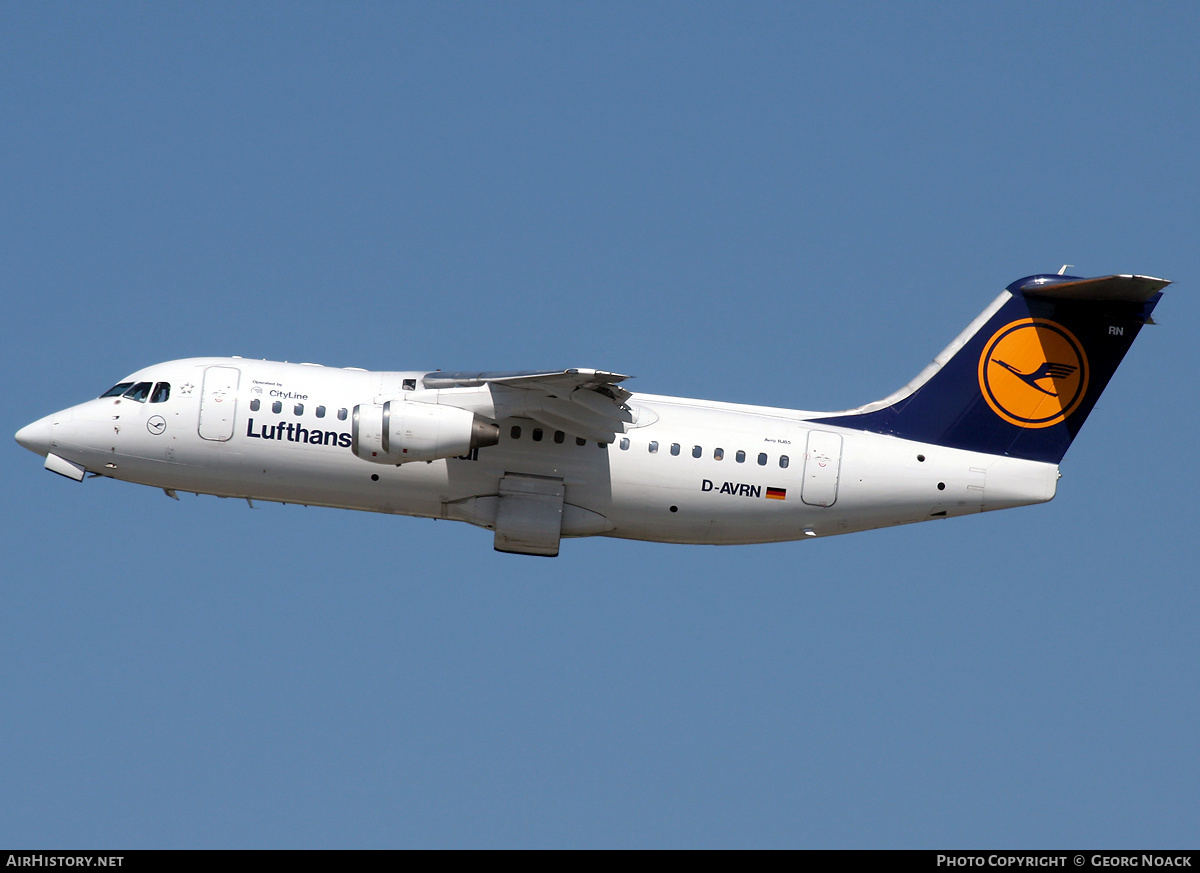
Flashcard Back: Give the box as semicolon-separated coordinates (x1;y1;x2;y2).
3;2;1198;848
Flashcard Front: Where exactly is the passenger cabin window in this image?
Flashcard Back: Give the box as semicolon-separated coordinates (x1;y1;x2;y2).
671;443;680;456
532;428;543;442
294;403;304;415
736;450;746;463
713;448;724;461
576;437;587;446
757;453;768;466
554;430;565;444
779;455;789;468
511;426;522;440
272;401;282;414
316;406;326;418
337;408;348;421
250;399;261;412
692;445;702;459
150;383;170;403
648;441;659;454
123;382;153;403
620;438;630;450
101;382;133;398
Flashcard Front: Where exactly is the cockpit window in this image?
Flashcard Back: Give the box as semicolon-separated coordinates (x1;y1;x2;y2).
123;382;153;403
150;382;170;403
100;382;133;398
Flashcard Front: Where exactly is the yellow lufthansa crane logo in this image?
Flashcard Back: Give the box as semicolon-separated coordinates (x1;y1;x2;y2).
978;319;1089;428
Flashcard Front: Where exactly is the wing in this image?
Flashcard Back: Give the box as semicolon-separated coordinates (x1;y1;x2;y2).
423;369;634;442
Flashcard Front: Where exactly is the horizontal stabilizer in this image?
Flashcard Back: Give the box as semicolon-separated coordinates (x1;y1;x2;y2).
1020;274;1170;302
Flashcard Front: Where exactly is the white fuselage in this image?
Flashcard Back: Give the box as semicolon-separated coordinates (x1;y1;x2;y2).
20;357;1058;546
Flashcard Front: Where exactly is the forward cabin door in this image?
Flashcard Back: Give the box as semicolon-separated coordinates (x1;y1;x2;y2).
801;430;843;507
198;366;241;441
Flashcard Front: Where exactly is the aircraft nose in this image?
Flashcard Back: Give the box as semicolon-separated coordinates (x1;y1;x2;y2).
15;415;55;457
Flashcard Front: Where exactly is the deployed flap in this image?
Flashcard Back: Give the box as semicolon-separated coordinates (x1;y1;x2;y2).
494;474;565;557
425;369;634;442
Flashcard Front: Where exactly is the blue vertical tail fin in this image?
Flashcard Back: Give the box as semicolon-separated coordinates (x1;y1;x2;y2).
813;273;1171;463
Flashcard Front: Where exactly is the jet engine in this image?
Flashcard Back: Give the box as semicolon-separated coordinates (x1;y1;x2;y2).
352;399;500;464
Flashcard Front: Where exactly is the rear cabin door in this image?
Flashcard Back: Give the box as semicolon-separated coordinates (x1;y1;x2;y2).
198;366;241;441
801;430;843;507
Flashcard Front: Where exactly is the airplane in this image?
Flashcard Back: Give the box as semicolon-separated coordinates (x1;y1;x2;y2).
15;271;1170;557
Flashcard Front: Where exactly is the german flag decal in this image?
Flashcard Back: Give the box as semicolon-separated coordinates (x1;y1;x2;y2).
765;487;787;500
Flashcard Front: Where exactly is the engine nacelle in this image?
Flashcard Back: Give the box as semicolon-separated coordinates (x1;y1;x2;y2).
351;399;500;464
